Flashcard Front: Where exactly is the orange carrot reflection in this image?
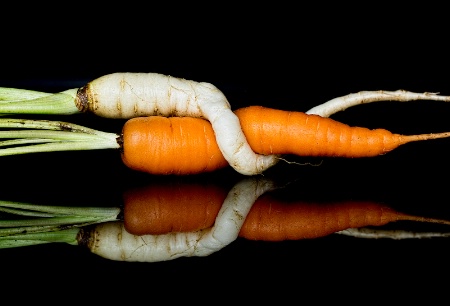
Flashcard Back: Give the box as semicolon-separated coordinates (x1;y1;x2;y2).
122;179;450;241
123;181;228;235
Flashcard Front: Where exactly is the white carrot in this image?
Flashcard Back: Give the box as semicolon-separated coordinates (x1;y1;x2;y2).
306;90;450;117
82;176;276;261
336;227;450;239
1;73;278;175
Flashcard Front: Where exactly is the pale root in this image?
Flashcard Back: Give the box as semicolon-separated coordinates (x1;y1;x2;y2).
84;72;278;175
306;90;450;117
336;227;450;239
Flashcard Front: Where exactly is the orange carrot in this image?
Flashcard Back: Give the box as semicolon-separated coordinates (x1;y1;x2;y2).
3;105;450;175
234;105;450;157
120;116;229;175
122;181;450;240
120;105;450;175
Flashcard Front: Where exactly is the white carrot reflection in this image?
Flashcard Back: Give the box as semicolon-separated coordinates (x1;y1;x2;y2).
82;177;276;262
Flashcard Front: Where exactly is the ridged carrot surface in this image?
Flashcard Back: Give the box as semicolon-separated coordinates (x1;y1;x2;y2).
122;182;228;235
121;116;229;175
121;105;450;175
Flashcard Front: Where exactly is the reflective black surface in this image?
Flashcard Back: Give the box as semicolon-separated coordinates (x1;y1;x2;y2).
2;56;450;297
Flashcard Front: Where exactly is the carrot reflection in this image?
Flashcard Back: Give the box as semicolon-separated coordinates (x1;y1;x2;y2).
121;177;450;242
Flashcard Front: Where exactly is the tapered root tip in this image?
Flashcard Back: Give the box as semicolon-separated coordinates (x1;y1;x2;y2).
399;213;450;226
402;131;450;144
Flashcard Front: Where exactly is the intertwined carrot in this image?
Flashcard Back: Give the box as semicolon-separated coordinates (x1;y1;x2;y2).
2;105;450;175
3;74;450;176
120;105;450;174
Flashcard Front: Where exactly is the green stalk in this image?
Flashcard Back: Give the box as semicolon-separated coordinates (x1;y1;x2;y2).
0;228;80;248
0;87;53;101
0;139;62;148
0;201;119;247
0;118;105;134
0;200;120;243
0;88;80;115
0;216;117;228
0;117;120;156
0;216;116;237
0;200;121;217
0;239;53;248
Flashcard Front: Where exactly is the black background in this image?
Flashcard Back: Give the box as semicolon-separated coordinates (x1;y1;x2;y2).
2;19;450;301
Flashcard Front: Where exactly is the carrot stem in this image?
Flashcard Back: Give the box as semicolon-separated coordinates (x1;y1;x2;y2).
0;117;114;135
0;200;120;239
0;200;121;217
0;216;114;228
0;118;119;156
0;88;79;115
0;220;110;238
0;87;53;101
0;228;80;248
